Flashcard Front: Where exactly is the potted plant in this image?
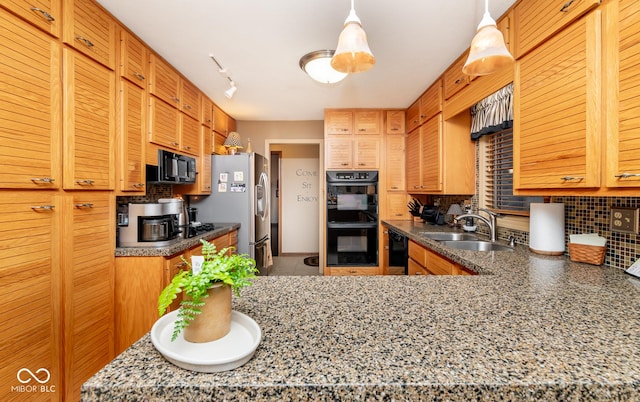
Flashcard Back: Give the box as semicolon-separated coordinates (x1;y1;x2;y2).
158;239;258;342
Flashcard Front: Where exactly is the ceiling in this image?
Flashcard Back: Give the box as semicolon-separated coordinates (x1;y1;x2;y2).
96;0;517;121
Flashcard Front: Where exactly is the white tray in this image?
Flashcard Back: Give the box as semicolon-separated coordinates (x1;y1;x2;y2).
151;310;261;372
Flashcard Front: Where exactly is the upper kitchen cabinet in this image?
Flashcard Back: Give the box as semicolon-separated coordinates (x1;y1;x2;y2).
385;110;406;134
149;53;181;108
354;110;383;135
63;48;115;190
324;109;353;135
119;28;148;89
201;96;213;127
213;103;229;136
116;78;146;193
514;10;601;192
182;125;213;195
514;0;600;59
180;114;201;156
407;80;443;133
149;96;180;150
604;0;640;189
0;9;60;189
180;79;201;120
325;109;382;170
1;0;61;38
443;51;470;100
62;0;116;70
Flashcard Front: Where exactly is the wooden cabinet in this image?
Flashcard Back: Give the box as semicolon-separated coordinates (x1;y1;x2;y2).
604;0;640;189
63;48;115;190
201;96;213;127
213;131;228;155
385;192;410;220
115;230;238;354
325;138;353;169
407;115;442;192
385;135;406;191
325;137;380;170
61;192;114;401
149;96;181;150
385;110;406;134
182;126;213;195
1;0;61;38
443;51;470;100
0;191;62;398
0;9;61;189
408;240;474;276
149;53;181;107
354;137;381;169
180;79;201;120
62;0;116;70
406;79;442;133
181;114;201;156
354;110;383;134
116;79;146;193
119;28;148;88
408;258;429;275
514;11;601;191
326;267;378;276
213;103;229;135
514;0;600;59
324;109;353;135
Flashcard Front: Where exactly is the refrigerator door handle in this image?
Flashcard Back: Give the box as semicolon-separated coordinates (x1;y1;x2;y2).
251;234;269;246
255;171;269;221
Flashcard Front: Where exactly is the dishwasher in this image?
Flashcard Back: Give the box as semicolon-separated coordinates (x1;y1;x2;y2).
387;228;408;275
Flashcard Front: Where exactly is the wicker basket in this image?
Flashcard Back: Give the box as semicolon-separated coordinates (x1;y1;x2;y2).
568;243;606;265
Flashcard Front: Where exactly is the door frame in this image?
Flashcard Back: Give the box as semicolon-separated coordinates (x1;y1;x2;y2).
265;139;324;274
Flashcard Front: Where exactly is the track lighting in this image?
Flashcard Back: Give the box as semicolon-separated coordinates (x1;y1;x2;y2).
210;54;238;98
225;81;237;99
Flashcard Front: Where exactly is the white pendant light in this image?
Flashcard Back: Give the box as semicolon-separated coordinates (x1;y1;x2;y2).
299;50;348;84
330;0;375;74
462;0;514;76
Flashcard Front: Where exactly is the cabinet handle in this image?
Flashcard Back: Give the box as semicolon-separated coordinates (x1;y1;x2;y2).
30;7;55;22
560;176;584;182
358;128;366;132
171;96;180;104
341;163;349;166
133;183;145;188
76;179;95;186
614;173;640;179
560;0;575;12
133;72;145;81
391;128;398;131
31;205;55;211
171;142;179;146
414;271;424;275
30;177;55;184
390;186;398;189
349;270;357;274
358;163;366;166
395;213;403;216
74;203;94;209
75;35;94;48
183;146;191;150
455;78;463;84
420;114;426;119
185;104;192;110
176;261;188;268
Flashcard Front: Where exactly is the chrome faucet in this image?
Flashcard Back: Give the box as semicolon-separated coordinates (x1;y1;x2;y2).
455;208;501;242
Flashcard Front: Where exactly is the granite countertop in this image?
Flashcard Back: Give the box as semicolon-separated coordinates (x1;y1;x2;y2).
114;223;240;257
83;220;640;401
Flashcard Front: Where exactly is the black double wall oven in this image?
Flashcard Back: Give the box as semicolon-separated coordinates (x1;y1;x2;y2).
326;171;378;267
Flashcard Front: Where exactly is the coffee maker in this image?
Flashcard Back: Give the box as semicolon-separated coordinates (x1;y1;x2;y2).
117;202;182;247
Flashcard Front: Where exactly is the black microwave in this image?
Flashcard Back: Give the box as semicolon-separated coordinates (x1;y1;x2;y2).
146;150;197;184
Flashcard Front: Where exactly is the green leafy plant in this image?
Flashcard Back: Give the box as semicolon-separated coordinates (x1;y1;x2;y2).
158;239;258;341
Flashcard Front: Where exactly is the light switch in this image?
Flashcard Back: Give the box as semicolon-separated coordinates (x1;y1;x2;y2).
610;207;639;234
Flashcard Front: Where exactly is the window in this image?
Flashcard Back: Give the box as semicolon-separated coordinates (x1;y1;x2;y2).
481;129;543;217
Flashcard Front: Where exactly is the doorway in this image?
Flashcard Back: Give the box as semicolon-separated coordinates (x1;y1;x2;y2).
266;139;324;274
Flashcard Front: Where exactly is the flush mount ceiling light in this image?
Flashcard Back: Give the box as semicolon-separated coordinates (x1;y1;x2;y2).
462;0;514;76
210;54;237;98
299;50;348;84
330;0;375;74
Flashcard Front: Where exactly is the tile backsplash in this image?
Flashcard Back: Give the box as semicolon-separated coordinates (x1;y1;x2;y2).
116;184;173;205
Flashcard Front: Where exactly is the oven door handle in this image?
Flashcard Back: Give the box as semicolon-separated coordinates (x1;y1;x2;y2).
327;181;377;186
327;222;377;229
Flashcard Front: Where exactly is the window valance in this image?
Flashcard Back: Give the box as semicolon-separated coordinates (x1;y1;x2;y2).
470;82;513;140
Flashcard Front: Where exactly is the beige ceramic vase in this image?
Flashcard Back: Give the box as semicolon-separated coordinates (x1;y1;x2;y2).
183;283;232;343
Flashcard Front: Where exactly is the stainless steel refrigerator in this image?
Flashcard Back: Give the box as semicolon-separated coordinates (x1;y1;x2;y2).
191;153;271;275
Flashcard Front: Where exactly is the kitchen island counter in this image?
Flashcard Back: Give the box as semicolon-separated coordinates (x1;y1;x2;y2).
83;221;640;401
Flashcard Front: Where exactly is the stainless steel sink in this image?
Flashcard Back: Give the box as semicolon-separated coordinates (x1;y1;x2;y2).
439;240;513;252
420;232;478;241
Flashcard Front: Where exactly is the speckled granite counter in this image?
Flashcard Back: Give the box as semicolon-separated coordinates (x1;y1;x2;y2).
114;223;240;257
83;220;640;401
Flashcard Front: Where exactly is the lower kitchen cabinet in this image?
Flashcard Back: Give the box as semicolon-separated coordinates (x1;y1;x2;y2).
114;230;236;354
326;267;378;276
408;240;475;276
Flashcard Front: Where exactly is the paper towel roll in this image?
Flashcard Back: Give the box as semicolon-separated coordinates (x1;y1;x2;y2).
529;203;565;255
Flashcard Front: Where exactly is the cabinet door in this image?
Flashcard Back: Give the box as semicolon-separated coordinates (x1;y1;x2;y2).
63;49;115;190
117;79;146;192
201;96;213;127
62;0;116;70
515;12;601;190
61;192;114;401
213;131;227;155
325;138;353;169
408;258;429;275
406;100;421;133
385;135;405;191
183;126;212;195
386;193;410;220
180;79;201;120
163;253;190;313
0;192;62;398
1;0;61;37
324;110;353;135
0;9;60;189
149;97;181;150
119;29;148;88
354;110;382;135
180;114;201;156
149;53;181;107
406;129;421;192
443;51;469;100
605;0;640;188
213;104;228;135
354;137;380;169
425;249;453;275
420;114;442;192
514;0;600;58
420;79;443;124
385;110;405;134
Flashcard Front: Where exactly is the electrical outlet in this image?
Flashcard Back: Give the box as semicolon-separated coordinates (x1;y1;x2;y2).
610;207;639;234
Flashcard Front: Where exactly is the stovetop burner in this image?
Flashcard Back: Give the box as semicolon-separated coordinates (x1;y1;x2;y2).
185;223;215;238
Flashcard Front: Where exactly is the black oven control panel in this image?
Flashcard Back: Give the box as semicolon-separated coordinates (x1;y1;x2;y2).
327;171;378;183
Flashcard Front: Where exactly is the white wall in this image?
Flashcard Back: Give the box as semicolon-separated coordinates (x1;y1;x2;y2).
272;144;319;254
